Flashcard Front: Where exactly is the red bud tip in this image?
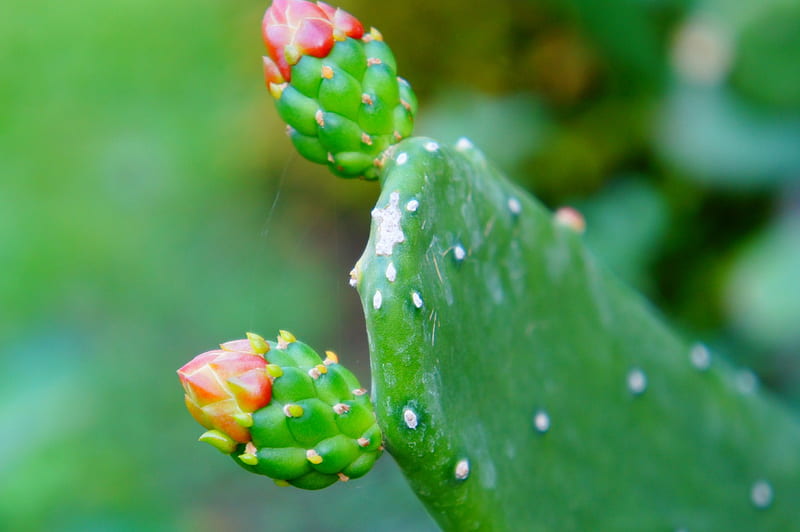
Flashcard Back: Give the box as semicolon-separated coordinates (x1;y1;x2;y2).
262;0;364;81
178;344;273;443
263;56;287;90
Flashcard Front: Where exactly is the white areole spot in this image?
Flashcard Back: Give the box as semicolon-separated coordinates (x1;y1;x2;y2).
455;137;473;151
454;459;470;480
403;407;418;429
508;197;522;215
533;410;550;433
453;245;466;261
372;290;383;310
424;141;439;152
396;152;408;165
406;199;419;212
412;291;423;308
386;262;397;282
372;191;405;256
690;343;711;371
627;368;647;395
348;267;358;288
751;480;773;509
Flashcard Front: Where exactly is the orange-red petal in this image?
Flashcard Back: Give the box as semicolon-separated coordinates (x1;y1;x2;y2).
266;0;289;24
326;4;364;39
263;56;287;87
177;351;218;377
184;395;214;429
227;369;273;412
285;0;328;23
294;17;334;57
209;351;265;380
220;338;255;353
181;365;228;406
202;400;251;443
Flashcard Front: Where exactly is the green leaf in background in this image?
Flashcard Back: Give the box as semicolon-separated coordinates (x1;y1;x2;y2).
416;90;550;174
656;85;800;187
574;178;670;294
725;213;800;353
731;2;800;112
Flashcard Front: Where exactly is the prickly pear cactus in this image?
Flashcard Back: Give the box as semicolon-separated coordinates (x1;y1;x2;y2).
351;137;800;530
178;332;382;490
178;0;800;528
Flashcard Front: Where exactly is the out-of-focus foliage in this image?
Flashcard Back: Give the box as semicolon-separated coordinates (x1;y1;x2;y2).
1;0;798;529
0;0;428;529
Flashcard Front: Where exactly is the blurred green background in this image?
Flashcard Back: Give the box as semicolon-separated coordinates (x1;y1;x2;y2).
2;0;799;529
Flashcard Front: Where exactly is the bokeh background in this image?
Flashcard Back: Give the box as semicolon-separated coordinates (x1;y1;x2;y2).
2;0;799;529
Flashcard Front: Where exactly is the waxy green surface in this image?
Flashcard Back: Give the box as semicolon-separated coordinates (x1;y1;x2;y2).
354;137;800;530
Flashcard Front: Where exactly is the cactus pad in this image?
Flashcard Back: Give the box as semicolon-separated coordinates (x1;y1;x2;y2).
352;137;800;530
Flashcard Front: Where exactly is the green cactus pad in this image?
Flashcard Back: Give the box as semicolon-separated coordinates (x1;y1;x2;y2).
233;336;383;489
354;137;800;530
272;36;417;180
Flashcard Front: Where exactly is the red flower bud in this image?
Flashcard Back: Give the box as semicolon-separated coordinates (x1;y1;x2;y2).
178;343;272;443
317;1;364;42
262;0;364;81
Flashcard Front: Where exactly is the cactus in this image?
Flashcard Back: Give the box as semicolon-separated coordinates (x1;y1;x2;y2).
177;1;800;529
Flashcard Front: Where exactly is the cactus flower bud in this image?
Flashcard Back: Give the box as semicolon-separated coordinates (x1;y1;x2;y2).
178;341;273;444
178;331;382;489
261;0;417;180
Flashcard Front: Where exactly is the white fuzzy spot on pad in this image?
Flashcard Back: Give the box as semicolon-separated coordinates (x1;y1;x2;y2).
372;191;405;256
